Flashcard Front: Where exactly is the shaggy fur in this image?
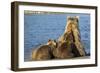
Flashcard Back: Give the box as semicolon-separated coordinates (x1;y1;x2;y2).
31;39;56;60
58;16;86;56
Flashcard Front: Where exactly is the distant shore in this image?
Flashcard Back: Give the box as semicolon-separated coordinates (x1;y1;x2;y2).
24;10;70;15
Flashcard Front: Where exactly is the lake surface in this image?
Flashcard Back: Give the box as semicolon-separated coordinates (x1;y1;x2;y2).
24;13;90;61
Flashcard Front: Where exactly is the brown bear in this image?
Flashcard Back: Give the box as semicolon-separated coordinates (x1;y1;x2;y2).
58;16;86;57
31;39;57;61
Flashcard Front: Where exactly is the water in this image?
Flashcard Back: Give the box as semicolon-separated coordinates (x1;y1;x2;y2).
24;13;90;61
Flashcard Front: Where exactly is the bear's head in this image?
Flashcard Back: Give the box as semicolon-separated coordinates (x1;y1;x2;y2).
65;16;79;33
67;16;79;24
47;39;57;48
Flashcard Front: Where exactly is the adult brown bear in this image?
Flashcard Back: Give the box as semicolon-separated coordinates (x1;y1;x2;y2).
58;16;86;57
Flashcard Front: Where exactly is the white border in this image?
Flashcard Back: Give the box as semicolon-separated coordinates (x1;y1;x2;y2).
19;5;96;68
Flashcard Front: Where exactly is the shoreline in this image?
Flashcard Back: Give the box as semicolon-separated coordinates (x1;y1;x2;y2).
25;56;90;62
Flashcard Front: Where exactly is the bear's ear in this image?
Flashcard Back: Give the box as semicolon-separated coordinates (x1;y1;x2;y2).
67;16;71;20
48;39;52;42
75;16;79;20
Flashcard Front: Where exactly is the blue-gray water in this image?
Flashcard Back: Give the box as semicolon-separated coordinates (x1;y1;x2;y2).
24;13;90;61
